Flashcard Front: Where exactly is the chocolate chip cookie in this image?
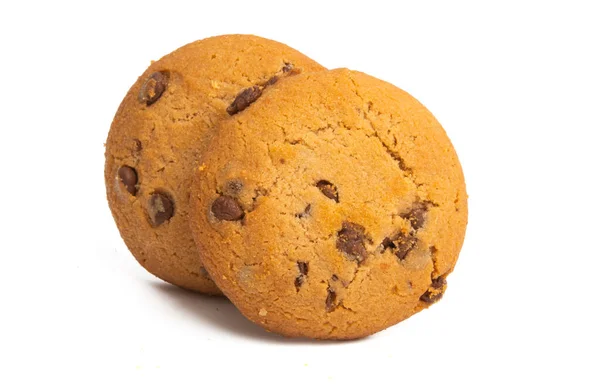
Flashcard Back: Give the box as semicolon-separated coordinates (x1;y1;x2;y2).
105;35;325;293
189;69;467;337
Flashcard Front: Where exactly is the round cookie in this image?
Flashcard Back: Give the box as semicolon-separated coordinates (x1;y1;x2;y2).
189;69;468;337
105;35;326;294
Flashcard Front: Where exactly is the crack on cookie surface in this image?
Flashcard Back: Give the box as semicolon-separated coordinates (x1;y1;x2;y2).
348;75;424;190
249;186;268;211
371;133;413;173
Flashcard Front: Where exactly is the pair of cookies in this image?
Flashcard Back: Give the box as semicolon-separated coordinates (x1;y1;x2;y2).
105;35;468;339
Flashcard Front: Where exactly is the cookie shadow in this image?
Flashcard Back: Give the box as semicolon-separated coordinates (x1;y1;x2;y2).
151;282;355;344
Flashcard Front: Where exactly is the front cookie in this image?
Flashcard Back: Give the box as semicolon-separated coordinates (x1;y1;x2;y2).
190;69;468;338
105;35;325;293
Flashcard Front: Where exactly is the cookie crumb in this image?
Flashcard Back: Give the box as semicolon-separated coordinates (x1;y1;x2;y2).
259;308;268;317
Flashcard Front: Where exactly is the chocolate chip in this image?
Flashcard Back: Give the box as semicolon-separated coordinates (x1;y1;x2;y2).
336;222;368;262
148;192;174;227
382;202;429;260
394;235;418;261
402;202;429;230
420;289;444;303
138;71;168;105
227;86;263;115
282;63;294;73
295;204;311;218
297;261;308;275
265;76;279;86
118;166;138;195
381;237;396;252
381;233;418;261
420;276;447;303
316;180;339;202
211;196;244;221
325;288;337;312
294;262;309;291
430;246;438;256
431;276;447;289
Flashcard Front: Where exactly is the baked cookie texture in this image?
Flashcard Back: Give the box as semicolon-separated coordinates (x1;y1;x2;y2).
189;69;468;338
105;35;325;294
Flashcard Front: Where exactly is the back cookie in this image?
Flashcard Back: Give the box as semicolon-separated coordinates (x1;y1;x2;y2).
105;35;326;293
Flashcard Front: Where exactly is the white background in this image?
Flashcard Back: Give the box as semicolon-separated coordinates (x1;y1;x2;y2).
1;1;599;388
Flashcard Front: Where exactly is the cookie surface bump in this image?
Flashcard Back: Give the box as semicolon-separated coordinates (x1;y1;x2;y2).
189;69;468;337
105;35;325;294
